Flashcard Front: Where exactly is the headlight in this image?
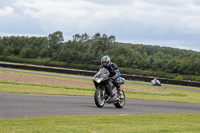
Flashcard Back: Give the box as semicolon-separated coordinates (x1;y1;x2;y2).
95;78;102;83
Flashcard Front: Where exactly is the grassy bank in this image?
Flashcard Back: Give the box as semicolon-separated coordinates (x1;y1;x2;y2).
1;67;200;90
131;80;200;90
0;67;93;82
0;81;200;104
1;68;200;90
0;113;200;133
1;58;200;82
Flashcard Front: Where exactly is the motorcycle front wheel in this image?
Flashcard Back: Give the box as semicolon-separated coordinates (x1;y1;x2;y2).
114;90;125;108
94;89;105;108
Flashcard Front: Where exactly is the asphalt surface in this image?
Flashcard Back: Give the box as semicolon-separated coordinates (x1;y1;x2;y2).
0;68;200;92
0;93;200;119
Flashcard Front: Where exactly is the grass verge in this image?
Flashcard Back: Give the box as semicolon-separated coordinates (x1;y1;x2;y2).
0;68;92;82
0;81;200;104
130;80;200;90
1;67;200;90
0;81;94;97
0;113;200;133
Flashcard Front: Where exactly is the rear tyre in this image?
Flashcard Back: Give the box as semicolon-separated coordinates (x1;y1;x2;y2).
114;90;125;108
94;89;105;108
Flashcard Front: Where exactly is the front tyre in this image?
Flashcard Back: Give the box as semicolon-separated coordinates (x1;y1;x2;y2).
94;89;105;108
114;90;125;108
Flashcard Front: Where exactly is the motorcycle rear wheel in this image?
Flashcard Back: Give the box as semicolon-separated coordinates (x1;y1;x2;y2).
114;90;125;108
94;89;105;108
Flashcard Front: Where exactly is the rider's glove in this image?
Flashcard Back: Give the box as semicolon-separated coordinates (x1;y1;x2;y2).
108;74;112;77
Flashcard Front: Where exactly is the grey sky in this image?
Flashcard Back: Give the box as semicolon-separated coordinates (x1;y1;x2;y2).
0;0;200;51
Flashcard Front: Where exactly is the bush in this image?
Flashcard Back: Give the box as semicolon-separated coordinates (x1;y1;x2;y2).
175;76;183;80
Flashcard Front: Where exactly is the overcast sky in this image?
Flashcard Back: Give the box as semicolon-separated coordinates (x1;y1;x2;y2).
0;0;200;51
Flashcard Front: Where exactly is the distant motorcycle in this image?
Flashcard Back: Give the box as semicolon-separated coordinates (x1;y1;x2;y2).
93;68;125;108
151;78;161;86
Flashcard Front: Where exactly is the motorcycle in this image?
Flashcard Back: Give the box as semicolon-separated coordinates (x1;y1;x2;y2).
93;68;125;108
151;78;161;86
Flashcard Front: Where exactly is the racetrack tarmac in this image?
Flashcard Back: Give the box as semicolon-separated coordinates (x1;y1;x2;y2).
0;93;200;119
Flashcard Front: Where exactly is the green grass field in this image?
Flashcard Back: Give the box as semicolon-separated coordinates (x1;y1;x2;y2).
0;68;93;82
1;67;200;90
0;113;200;133
0;68;200;133
131;80;200;90
0;80;200;104
0;68;200;104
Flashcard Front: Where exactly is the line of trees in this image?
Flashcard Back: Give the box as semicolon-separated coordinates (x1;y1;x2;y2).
0;31;200;81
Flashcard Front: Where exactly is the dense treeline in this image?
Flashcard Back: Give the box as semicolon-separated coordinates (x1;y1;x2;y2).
0;31;200;81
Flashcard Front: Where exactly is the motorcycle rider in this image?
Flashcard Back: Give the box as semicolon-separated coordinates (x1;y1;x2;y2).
151;78;161;86
100;55;123;98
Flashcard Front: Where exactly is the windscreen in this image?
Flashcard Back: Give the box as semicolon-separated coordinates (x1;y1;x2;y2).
93;68;110;80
